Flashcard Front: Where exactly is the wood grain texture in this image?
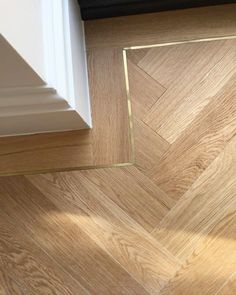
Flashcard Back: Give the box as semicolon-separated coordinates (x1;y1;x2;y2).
160;212;236;295
138;40;229;87
217;272;236;295
141;39;236;143
127;49;149;65
127;58;169;172
80;166;174;232
85;4;236;49
27;171;180;294
88;48;131;164
152;136;236;261
0;269;27;295
0;176;149;295
0;209;88;295
127;58;166;120
133;118;170;172
149;72;236;200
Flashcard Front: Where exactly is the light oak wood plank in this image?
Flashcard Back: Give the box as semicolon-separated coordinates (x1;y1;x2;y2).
217;271;236;295
121;166;175;211
88;48;131;165
27;171;181;294
127;59;166;120
0;130;91;156
133;118;170;172
150;73;236;200
138;41;223;88
0;210;90;295
80;166;174;232
127;59;169;171
142;40;233;138
127;49;149;65
85;4;236;49
141;39;236;143
0;130;93;175
152;136;236;262
0;269;27;295
0;176;148;295
159;211;236;295
157;49;236;143
0;145;93;175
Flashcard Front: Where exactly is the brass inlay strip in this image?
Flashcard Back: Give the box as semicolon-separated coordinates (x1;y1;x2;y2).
124;35;236;50
123;49;135;164
1;35;235;176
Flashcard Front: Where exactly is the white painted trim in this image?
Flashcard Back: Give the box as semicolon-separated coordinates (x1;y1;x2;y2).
0;86;63;107
0;0;91;137
41;0;91;124
0;109;87;137
41;0;72;99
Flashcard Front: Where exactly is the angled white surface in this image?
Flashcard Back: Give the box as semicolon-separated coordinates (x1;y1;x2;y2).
0;35;45;88
0;0;45;77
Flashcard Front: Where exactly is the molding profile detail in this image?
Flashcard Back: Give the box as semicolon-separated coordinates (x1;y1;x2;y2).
0;0;91;137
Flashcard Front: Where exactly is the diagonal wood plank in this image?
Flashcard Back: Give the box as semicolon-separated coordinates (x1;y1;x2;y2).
80;166;174;232
27;171;181;294
0;210;90;295
133;118;170;172
152;135;236;262
127;58;166;120
159;212;236;295
156;48;236;143
138;40;230;88
150;73;236;200
142;39;236;142
216;271;236;295
142;41;236;143
127;59;169;172
0;268;27;295
0;177;148;295
127;49;149;65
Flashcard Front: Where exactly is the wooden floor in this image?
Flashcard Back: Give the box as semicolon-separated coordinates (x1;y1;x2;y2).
1;4;236;294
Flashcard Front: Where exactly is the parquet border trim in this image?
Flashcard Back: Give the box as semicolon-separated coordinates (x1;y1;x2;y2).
2;34;236;176
123;35;236;50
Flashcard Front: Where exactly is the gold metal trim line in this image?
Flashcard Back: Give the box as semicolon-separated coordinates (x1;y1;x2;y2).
124;35;236;50
123;49;136;164
1;35;235;176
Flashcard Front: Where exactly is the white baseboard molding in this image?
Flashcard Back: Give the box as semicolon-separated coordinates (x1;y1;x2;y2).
0;109;89;137
0;0;91;137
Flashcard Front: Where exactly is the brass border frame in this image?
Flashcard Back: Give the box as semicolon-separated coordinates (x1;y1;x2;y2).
124;35;236;50
2;35;236;176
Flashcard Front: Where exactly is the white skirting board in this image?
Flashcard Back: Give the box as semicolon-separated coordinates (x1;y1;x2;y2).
0;0;91;136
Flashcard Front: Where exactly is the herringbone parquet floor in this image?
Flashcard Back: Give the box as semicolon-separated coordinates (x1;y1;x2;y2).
1;8;236;295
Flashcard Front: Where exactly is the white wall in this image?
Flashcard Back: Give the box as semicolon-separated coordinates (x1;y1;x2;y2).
0;0;45;78
0;34;45;87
